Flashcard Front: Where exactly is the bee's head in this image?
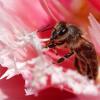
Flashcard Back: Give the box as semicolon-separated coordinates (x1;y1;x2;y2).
50;21;82;43
50;21;67;41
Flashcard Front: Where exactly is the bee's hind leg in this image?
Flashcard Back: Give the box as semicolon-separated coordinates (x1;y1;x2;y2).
74;57;87;75
74;57;82;74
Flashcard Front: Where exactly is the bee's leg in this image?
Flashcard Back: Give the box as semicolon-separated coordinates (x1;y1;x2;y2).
74;57;87;75
64;51;74;58
79;60;88;75
57;57;65;63
87;61;98;80
87;64;93;79
74;57;82;74
57;51;74;63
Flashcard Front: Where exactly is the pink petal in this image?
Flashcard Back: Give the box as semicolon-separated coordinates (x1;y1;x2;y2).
90;0;100;11
88;13;100;54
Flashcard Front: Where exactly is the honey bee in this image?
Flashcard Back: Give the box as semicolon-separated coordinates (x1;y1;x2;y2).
42;21;98;80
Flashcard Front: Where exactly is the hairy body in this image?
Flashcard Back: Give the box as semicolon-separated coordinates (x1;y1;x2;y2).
45;21;98;80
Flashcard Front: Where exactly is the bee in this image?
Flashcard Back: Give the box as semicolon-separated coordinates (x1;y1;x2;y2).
41;21;98;80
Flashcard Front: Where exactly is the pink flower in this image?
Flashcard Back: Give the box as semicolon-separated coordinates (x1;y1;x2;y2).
88;13;100;54
90;0;100;11
0;89;8;100
0;0;100;100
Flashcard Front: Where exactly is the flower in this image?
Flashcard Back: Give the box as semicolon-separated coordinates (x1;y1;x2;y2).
88;13;100;54
0;0;100;100
0;89;8;100
89;0;100;11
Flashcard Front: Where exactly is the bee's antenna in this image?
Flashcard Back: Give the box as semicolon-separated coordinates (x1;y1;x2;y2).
37;25;54;32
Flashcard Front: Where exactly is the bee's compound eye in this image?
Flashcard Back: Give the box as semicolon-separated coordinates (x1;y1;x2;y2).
59;28;68;36
62;29;66;32
57;31;60;34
